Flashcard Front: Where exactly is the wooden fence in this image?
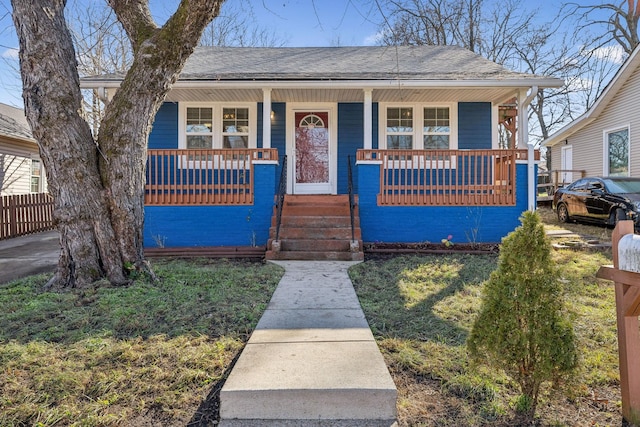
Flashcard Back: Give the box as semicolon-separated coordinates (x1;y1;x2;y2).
0;193;55;240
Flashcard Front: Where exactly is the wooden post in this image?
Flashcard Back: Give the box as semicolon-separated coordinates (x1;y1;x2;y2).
596;220;640;425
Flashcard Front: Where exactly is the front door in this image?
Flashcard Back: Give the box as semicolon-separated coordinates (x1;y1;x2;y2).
293;111;332;194
561;145;573;185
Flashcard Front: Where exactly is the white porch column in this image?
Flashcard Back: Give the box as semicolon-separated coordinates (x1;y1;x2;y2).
262;88;272;148
363;88;373;149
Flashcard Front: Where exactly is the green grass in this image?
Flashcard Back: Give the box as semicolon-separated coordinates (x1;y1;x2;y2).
0;259;284;426
0;215;623;426
350;246;620;426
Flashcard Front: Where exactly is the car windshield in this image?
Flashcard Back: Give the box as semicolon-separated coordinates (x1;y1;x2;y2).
603;179;640;194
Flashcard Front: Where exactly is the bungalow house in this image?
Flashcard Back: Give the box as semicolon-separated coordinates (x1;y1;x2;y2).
543;44;640;184
82;46;562;259
0;102;46;196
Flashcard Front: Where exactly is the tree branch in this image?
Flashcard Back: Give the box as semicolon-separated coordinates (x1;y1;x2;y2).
107;0;156;52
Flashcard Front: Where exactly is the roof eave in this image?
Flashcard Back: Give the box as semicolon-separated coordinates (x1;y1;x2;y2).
80;77;563;90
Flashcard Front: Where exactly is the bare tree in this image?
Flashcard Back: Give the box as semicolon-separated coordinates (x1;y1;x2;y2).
67;2;132;135
12;0;224;290
565;0;639;55
200;1;286;47
379;0;484;51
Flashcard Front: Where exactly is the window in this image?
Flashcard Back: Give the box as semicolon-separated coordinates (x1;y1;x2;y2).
180;104;256;149
381;104;456;151
605;127;629;176
186;107;213;149
423;107;450;150
386;107;413;149
222;107;249;148
30;159;41;193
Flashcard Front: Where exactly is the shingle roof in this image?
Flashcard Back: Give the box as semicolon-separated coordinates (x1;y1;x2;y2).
83;45;556;84
0;103;33;142
179;45;540;81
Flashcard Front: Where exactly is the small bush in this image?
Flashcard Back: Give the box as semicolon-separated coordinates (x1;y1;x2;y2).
467;211;578;420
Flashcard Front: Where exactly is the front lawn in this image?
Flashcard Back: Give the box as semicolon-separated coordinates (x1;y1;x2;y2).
0;259;284;426
350;230;619;425
0;212;623;426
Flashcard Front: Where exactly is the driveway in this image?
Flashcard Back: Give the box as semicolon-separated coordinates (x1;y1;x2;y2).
0;231;60;284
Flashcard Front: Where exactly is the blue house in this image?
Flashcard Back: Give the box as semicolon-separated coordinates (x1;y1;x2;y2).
83;46;561;260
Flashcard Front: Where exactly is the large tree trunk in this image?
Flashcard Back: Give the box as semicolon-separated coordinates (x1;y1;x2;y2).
12;0;223;289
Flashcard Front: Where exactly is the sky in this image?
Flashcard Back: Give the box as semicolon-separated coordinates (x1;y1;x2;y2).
0;0;616;109
0;0;382;107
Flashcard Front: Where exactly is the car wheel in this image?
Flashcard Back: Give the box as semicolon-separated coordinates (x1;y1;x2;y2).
608;208;627;226
557;203;570;223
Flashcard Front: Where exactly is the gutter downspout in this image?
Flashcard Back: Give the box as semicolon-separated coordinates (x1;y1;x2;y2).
518;86;538;212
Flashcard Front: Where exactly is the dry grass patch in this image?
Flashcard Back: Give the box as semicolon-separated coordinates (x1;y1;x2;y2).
0;259;284;426
351;242;620;425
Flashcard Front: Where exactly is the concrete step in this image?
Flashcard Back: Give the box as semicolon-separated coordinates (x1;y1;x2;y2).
265;250;364;261
219;261;397;426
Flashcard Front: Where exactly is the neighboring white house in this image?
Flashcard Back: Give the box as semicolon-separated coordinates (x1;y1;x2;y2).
0;102;46;195
543;44;640;184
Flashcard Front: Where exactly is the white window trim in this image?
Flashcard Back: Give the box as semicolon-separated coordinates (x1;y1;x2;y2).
30;157;43;193
379;102;458;150
178;102;257;149
603;124;630;176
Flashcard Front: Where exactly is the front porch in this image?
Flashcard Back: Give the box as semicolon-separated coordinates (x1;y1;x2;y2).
143;147;537;254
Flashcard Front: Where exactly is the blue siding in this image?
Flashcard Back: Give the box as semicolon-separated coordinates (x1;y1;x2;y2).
149;102;178;149
144;163;277;247
357;162;531;243
458;102;491;150
269;103;287;191
337;103;364;194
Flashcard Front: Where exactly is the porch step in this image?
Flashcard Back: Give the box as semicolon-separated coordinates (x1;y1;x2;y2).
265;195;364;261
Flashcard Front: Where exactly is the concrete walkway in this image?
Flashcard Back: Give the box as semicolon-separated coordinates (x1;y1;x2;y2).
219;260;398;426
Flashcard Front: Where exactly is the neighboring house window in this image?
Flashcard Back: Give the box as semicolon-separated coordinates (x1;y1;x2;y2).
381;104;457;150
180;104;256;149
605;127;629;176
30;159;41;193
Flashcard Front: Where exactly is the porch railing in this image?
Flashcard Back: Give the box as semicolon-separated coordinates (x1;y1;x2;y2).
274;155;287;241
356;149;534;206
145;148;278;206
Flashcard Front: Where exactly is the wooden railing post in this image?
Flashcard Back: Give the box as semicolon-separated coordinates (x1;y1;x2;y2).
596;220;640;425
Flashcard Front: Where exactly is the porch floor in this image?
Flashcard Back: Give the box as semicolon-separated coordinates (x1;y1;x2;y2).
219;260;397;426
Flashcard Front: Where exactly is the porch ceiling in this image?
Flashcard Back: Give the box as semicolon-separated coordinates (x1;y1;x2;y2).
164;86;520;104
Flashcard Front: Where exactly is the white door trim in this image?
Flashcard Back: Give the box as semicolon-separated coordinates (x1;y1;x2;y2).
561;145;573;184
286;103;338;194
